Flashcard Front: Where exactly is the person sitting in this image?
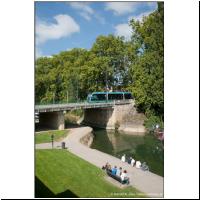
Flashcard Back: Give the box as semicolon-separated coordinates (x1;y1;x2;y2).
120;170;130;184
121;154;126;162
136;161;142;169
102;162;112;172
116;167;122;177
131;157;136;167
127;157;132;164
107;163;112;172
102;163;107;170
111;166;117;175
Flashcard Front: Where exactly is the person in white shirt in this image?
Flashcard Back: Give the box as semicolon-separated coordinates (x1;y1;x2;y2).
131;157;136;167
120;170;129;184
136;161;142;168
121;154;126;162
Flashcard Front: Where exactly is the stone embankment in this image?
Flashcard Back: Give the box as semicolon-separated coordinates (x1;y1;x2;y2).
79;131;94;147
82;101;147;135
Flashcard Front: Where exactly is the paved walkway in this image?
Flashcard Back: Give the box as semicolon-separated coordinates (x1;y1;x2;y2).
36;127;164;197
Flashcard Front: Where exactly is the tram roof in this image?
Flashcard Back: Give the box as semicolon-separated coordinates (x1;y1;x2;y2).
91;91;131;94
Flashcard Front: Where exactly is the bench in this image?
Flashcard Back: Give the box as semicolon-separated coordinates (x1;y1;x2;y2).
106;170;129;185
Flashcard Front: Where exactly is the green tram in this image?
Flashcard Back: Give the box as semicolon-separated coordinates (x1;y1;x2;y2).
87;91;133;103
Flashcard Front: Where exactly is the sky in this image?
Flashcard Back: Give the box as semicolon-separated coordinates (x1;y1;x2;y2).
35;1;157;58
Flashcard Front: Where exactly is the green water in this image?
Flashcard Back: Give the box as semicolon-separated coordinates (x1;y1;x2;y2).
91;129;164;177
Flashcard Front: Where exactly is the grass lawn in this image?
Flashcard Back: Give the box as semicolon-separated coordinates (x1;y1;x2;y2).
35;130;68;144
35;149;145;198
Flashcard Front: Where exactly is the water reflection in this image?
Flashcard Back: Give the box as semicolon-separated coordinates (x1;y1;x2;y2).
91;129;164;177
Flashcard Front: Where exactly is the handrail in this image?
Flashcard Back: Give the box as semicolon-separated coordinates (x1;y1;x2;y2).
35;100;133;113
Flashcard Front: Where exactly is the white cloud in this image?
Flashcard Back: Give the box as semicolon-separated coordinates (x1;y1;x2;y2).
95;13;106;25
105;2;139;15
69;2;106;24
69;2;94;14
128;11;153;22
36;14;80;44
69;2;94;21
114;23;132;41
79;12;91;21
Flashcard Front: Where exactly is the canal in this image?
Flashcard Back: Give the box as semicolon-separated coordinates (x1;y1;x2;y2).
91;129;164;177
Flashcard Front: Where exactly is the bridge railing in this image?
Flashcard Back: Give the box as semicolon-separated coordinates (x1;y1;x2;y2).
35;99;134;113
35;99;133;106
35;100;87;105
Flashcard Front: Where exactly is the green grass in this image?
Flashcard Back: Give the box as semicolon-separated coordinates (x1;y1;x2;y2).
35;149;146;198
35;130;68;144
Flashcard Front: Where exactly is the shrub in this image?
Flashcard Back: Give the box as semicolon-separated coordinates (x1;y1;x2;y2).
144;115;164;133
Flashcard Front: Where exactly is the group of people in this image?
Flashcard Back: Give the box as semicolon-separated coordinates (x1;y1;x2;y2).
102;162;130;183
102;155;148;185
121;154;142;169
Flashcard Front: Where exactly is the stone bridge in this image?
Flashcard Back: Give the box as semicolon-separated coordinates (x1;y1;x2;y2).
35;100;145;132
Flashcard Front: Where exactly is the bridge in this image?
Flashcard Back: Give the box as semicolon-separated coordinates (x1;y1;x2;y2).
35;100;145;132
35;100;131;113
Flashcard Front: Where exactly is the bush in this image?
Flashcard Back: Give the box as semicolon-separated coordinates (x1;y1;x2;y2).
70;109;84;117
144;115;164;133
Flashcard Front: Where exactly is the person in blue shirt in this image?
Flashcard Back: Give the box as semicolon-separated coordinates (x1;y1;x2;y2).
116;167;122;177
111;166;117;175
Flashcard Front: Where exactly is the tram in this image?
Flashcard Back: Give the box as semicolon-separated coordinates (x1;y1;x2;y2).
87;91;133;103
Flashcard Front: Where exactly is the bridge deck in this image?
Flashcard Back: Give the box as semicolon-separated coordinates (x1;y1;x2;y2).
35;100;132;113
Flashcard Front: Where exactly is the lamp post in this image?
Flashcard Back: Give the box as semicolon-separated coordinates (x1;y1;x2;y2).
105;66;109;102
106;69;108;91
53;92;55;104
77;81;79;102
66;90;68;103
51;134;54;149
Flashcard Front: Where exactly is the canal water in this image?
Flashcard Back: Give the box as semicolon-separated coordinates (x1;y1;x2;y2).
91;129;164;177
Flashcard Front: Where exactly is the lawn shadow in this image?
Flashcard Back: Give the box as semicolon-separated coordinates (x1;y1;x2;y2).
35;176;78;198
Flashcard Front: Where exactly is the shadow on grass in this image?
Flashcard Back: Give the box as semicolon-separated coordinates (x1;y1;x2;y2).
35;176;78;198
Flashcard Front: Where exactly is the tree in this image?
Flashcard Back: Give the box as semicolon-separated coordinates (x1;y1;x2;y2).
129;2;164;119
91;35;131;90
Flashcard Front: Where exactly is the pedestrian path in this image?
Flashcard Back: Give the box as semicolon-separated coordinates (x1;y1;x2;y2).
36;127;163;197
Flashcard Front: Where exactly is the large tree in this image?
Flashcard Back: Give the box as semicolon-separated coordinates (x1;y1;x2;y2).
129;2;164;119
91;35;131;90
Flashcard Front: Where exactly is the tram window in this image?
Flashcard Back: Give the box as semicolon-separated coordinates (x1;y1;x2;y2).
91;94;106;101
124;93;132;99
116;94;123;100
108;94;115;100
108;93;123;100
96;94;106;100
91;95;98;101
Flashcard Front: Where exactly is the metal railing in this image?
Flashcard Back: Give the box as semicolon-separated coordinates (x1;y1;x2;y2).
35;99;133;113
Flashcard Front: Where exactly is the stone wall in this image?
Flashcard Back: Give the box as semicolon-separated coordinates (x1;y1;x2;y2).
83;107;115;129
79;131;94;147
83;102;146;134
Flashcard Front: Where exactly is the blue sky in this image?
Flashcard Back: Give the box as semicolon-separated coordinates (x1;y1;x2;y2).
35;1;157;58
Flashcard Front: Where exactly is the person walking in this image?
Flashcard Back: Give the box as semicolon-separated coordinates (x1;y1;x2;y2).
121;154;126;162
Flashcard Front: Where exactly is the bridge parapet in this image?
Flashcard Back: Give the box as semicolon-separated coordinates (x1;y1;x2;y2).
35;100;133;113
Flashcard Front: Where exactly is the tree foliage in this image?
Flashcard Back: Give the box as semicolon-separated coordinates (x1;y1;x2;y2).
35;35;132;103
129;2;164;119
